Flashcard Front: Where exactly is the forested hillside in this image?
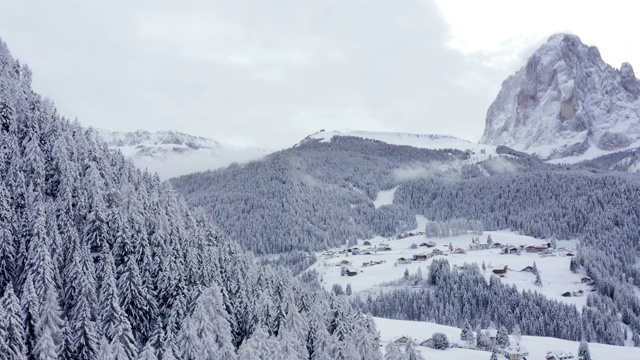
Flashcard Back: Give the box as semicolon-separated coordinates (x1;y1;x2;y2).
393;169;640;344
170;137;468;255
172;127;640;345
0;39;380;359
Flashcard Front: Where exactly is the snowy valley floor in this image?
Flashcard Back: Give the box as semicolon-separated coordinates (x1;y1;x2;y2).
307;219;638;359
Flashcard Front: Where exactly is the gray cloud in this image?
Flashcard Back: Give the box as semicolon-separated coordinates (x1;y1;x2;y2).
392;161;463;182
0;0;507;150
483;156;518;174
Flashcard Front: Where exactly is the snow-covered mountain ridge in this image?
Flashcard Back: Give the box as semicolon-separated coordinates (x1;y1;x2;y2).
480;33;640;161
304;130;497;155
95;129;221;155
95;129;266;179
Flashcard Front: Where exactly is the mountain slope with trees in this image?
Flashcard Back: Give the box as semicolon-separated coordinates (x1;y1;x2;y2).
0;38;379;359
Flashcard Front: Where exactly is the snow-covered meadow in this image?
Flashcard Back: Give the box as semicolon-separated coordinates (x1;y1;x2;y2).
306;213;636;358
374;317;640;360
310;217;589;309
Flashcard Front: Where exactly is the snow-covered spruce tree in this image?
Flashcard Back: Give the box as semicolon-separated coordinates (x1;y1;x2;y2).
511;324;522;344
137;342;158;360
35;287;64;360
477;330;492;350
21;274;40;357
405;340;425;360
496;325;510;349
460;320;474;343
534;272;543;287
1;283;26;359
489;349;499;360
352;314;382;360
578;339;591;360
384;342;402;360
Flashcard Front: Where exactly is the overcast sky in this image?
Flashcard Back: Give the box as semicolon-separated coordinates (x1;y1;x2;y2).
0;0;638;150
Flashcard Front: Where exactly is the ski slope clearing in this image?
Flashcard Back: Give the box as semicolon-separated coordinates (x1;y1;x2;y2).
373;187;398;209
375;317;640;360
311;226;590;309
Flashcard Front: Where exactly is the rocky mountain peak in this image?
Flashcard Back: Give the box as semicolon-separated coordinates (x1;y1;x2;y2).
480;33;640;160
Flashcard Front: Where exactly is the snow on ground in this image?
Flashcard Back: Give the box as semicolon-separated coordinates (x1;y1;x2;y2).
375;317;640;360
373;187;398;209
311;228;589;308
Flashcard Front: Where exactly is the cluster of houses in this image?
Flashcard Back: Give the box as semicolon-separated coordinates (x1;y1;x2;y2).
467;238;577;258
392;335;580;360
323;242;393;259
561;276;595;297
396;250;443;265
362;259;386;267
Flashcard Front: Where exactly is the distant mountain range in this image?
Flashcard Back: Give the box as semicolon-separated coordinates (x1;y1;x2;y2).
95;129;266;179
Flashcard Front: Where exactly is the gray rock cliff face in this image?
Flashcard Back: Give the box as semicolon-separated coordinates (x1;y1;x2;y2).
480;34;640;160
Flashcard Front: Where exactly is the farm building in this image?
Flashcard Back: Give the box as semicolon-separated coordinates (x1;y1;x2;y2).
503;343;529;360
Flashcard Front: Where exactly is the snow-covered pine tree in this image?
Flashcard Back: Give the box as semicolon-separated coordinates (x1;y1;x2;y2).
534;272;543;287
352;314;382;360
512;324;522;343
496;325;510;349
22;274;41;358
578;339;591;360
35;287;64;360
406;340;425;360
137;342;158;360
98;247;136;359
1;283;27;359
384;342;402;360
461;320;474;343
490;349;499;360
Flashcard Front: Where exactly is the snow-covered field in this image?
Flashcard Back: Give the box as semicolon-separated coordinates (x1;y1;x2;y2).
373;187;398;209
375;317;640;360
310;222;589;309
306;216;640;358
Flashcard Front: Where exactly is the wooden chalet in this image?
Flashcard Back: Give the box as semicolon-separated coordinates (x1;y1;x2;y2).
503;344;529;360
397;257;412;265
525;245;549;253
412;254;428;261
394;336;410;345
492;266;508;275
520;266;533;272
503;246;518;254
581;276;592;284
469;243;490;251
